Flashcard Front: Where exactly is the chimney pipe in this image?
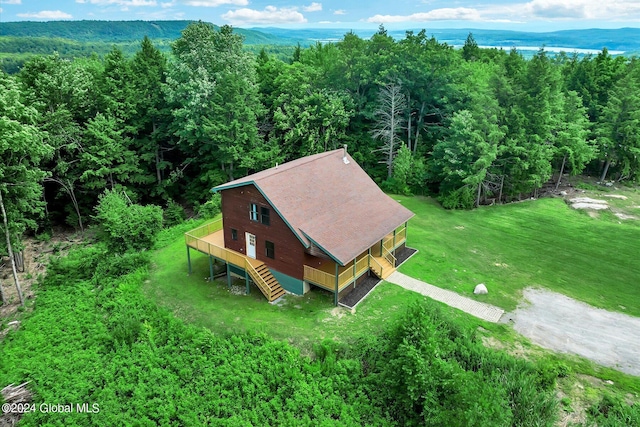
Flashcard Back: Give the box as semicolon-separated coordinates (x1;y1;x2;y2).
342;144;350;164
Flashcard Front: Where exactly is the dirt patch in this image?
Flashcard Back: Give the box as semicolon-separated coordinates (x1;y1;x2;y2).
1;229;82;320
322;307;347;321
0;382;33;427
503;288;640;376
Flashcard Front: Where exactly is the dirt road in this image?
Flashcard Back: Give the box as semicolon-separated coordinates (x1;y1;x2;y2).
503;288;640;376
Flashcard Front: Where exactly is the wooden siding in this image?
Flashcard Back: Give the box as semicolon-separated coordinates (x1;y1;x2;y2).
221;185;310;281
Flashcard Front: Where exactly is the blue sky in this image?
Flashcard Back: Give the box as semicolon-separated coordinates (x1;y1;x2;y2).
1;1;640;31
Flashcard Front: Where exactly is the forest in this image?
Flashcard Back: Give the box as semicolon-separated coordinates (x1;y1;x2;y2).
1;21;640;425
2;21;639;234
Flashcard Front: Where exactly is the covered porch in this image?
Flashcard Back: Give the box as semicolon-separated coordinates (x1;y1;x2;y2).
302;223;408;305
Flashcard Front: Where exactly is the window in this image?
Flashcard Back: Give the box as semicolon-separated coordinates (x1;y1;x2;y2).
249;203;258;221
260;207;270;226
265;241;275;259
231;228;237;241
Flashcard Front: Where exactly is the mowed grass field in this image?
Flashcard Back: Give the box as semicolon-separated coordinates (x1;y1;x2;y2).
145;193;640;401
148;224;434;347
148;193;639;336
398;195;640;316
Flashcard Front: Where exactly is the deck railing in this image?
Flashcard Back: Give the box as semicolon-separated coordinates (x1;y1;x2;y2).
185;220;245;268
186;221;278;300
369;256;384;278
382;246;397;267
303;266;336;290
304;253;372;291
396;226;407;243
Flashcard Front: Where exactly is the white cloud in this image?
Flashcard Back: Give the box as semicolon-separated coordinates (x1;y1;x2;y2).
75;0;157;6
17;10;73;19
2;0;21;4
333;9;346;15
303;2;322;12
367;7;481;23
523;0;640;20
222;6;306;24
161;1;176;7
183;0;248;6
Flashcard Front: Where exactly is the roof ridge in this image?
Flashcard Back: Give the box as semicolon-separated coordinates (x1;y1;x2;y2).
256;149;342;182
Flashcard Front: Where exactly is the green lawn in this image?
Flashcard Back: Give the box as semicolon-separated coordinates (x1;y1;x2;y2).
148;231;447;347
145;198;640;396
398;196;640;315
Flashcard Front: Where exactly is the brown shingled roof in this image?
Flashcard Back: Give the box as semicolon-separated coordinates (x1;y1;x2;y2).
213;148;414;265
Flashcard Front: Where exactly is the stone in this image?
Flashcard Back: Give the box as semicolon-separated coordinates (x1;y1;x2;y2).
604;194;628;200
569;197;609;210
474;283;488;295
560;191;568;196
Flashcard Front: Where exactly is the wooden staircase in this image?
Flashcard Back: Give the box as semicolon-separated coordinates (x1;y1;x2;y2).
371;256;395;280
247;262;286;302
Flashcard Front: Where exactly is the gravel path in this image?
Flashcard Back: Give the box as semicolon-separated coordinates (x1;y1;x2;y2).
386;272;505;322
503;288;640;376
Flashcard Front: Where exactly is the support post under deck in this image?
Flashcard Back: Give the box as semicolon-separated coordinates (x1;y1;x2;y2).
334;263;339;306
209;255;214;282
226;263;232;288
187;246;192;275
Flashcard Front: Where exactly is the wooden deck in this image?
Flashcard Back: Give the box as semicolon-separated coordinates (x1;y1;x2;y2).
186;220;408;301
185;220;285;301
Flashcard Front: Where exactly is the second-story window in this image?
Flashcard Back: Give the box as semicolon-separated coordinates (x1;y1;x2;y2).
260;207;270;226
249;203;258;221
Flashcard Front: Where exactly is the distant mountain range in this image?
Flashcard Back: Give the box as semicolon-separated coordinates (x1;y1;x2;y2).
254;27;640;55
1;20;639;56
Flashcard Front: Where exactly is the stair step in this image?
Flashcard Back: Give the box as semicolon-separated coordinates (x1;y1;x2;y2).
270;289;286;301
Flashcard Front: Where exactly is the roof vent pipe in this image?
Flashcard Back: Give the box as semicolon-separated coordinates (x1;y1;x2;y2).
342;144;350;164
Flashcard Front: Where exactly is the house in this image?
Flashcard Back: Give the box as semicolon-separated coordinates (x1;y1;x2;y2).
185;147;414;305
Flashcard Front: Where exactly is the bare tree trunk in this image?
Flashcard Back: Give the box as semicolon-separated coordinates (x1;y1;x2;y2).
387;94;396;179
554;153;567;191
0;190;24;305
476;183;482;208
498;175;504;203
45;178;84;234
414;102;425;154
600;158;612;182
68;181;84;235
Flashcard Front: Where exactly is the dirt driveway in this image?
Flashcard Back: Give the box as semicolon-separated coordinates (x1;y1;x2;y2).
502;288;640;376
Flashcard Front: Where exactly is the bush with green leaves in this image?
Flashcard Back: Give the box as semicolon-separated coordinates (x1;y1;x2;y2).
439;186;476;210
359;302;558;427
94;189;163;252
197;192;221;219
163;199;185;227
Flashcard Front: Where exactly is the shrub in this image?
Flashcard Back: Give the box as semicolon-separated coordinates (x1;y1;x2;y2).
439;186;476;209
197;193;221;219
163;199;185;227
94;189;163;253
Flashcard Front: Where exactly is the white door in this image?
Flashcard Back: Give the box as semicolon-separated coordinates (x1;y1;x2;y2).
245;232;256;259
